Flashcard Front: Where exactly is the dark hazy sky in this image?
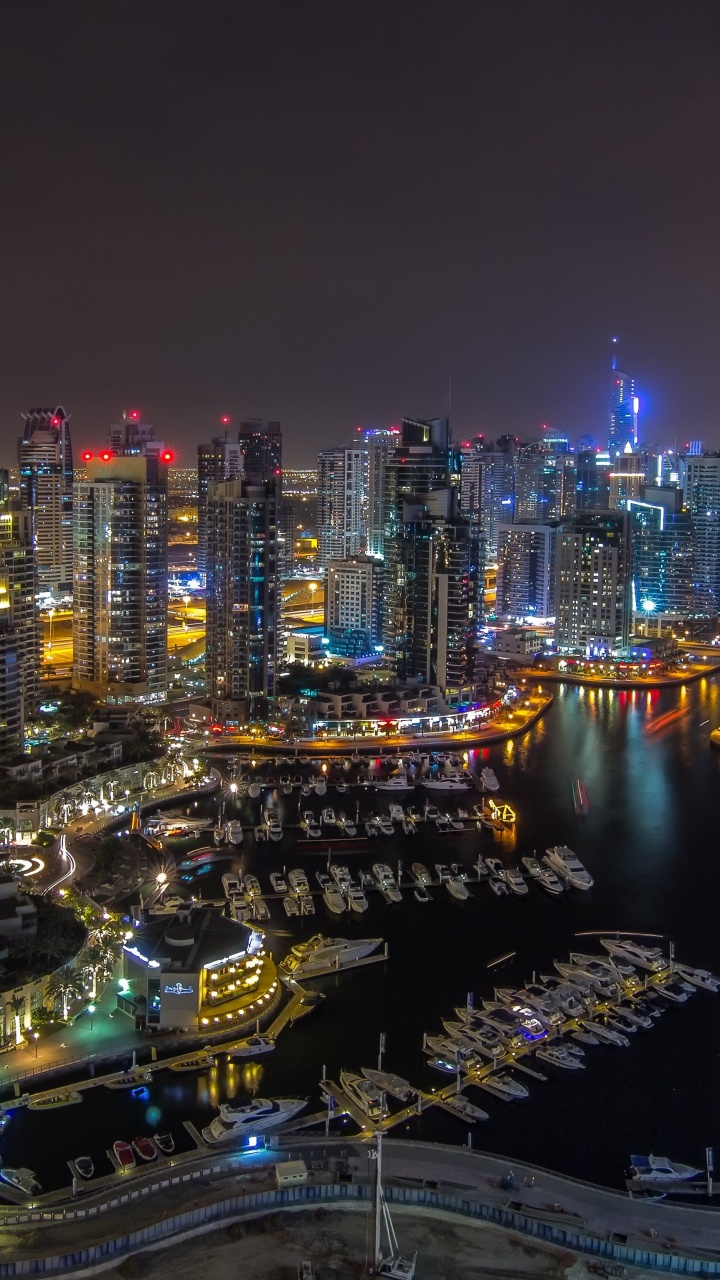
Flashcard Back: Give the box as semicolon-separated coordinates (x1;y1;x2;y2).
2;0;720;467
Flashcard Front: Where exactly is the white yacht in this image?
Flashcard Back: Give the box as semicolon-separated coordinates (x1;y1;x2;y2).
329;863;352;892
480;767;500;792
348;885;369;914
410;862;432;885
377;815;395;836
204;1097;306;1143
322;884;346;914
673;962;720;992
375;773;414;792
373;864;402;903
580;1019;629;1047
222;872;242;897
505;866;528;895
279;934;382;975
301;811;321;838
388;803;405;823
269;872;288;893
228;1034;276;1059
629;1155;704;1184
288;868;310;896
480;1073;528;1101
600;937;667;972
340;1070;387;1119
243;874;261;898
440;1093;489;1123
321;807;338;827
283;895;299;917
544;846;593;889
226;820;244;846
266;817;283;842
361;1069;416;1103
447;874;470;901
422;776;469;791
0;1165;41;1196
536;1044;585;1070
338;813;357;836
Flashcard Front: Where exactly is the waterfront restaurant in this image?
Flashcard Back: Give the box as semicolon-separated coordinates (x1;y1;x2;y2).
120;906;278;1031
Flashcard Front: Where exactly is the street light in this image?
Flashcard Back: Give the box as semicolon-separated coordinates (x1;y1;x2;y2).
87;1003;95;1031
33;1031;39;1057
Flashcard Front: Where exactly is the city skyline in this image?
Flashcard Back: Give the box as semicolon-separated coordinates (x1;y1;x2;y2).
3;3;720;464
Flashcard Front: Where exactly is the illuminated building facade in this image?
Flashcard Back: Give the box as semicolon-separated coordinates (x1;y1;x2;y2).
680;452;720;613
205;475;279;719
628;486;712;628
17;406;73;596
609;342;639;454
0;476;37;723
317;446;364;567
555;511;632;651
496;523;555;620
197;435;242;579
325;556;384;655
72;429;169;702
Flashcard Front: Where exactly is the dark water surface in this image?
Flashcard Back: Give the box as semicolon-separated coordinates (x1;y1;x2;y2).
4;678;720;1194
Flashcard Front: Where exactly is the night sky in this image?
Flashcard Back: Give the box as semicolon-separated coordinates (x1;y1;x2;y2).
2;0;720;466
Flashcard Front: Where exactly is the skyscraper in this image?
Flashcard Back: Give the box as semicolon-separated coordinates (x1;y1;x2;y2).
477;437;516;560
514;439;575;523
609;446;646;509
609;340;639;455
325;556;384;655
238;420;282;484
358;426;400;559
205;475;279;720
680;452;720;614
628;486;712;629
72;420;169;702
317;446;364;568
0;474;37;722
18;406;73;596
554;511;632;651
496;523;556;620
197;435;242;579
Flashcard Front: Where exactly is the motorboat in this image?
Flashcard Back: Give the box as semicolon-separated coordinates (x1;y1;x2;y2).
0;1164;41;1195
450;863;467;880
435;815;450;833
348;886;369;914
410;862;432;885
169;1051;215;1071
655;981;692;1003
279;935;383;976
480;1073;528;1101
301;811;321;838
539;978;592;1016
27;1090;82;1110
446;813;464;831
422;776;469;791
288;868;310;896
480;767;500;792
213;824;225;846
241;874;260;899
339;813;357;836
488;876;508;897
423;803;439;821
313;778;327;796
316;870;333;891
280;773;292;791
321;807;338;827
251;897;270;922
330;864;352;892
401;818;416;835
544;846;593;890
301;781;312;797
266;817;283;842
361;1069;416;1103
340;1070;387;1120
133;1136;157;1162
628;1155;704;1184
407;805;422;823
377;815;395;837
572;1029;599;1047
154;1133;174;1155
581;1019;629;1047
229;1034;276;1058
113;1140;136;1170
365;818;380;837
570;951;635;978
440;1093;489;1123
283;894;299;917
254;825;267;843
536;1044;584;1070
204;1098;307;1143
521;856;563;895
434;863;451;882
226;820;244;845
555;960;618;998
222;872;242;897
376;773;414;792
673;962;720;992
521;856;541;878
600;937;667;971
336;779;348;794
301;895;315;915
447;874;470;900
505;866;528;896
414;883;431;902
424;1035;474;1065
74;1156;94;1180
106;1069;153;1089
270;872;288;893
388;803;405;823
372;864;402;903
612;1001;653;1030
484;857;506;880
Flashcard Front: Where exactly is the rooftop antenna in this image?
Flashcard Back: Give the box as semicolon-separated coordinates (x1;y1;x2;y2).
611;336;619;372
447;372;452;419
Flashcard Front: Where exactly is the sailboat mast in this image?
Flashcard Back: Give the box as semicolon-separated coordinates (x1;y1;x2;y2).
373;1128;383;1271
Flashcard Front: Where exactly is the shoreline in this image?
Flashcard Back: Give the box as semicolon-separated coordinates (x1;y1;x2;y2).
510;663;720;690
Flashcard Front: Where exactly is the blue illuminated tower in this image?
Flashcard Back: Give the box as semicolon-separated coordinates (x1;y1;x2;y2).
609;338;639;455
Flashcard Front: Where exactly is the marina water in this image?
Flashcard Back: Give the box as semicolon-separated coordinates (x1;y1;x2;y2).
3;678;720;1194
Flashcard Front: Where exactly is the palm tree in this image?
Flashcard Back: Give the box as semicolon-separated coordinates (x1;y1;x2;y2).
9;994;25;1046
82;940;120;998
45;966;84;1021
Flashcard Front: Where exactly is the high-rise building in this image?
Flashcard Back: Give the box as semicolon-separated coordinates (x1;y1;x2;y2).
18;406;73;597
576;450;611;510
238;420;282;485
478;437;516;560
514;440;575;523
609;341;639;455
358;426;400;559
205;476;279;720
72;423;169;703
496;523;555;620
628;486;713;630
0;475;37;722
609;446;646;509
325;556;384;656
317;447;364;568
458;436;485;524
555;511;632;651
680;452;720;614
197;435;242;579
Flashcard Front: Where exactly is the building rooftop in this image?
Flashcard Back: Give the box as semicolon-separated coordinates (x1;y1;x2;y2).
128;906;256;973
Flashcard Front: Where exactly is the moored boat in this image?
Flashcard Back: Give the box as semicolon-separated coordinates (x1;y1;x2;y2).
113;1140;135;1170
132;1136;157;1162
28;1090;82;1110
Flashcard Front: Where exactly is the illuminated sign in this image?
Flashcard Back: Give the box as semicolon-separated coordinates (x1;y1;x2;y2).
163;981;194;996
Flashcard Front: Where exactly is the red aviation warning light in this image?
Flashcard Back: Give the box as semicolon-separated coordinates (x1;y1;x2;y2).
99;450;113;462
81;450;93;462
160;449;174;463
220;415;230;425
129;410;139;420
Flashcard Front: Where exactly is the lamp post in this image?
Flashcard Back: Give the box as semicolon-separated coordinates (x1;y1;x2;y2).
87;1003;95;1031
33;1031;39;1057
